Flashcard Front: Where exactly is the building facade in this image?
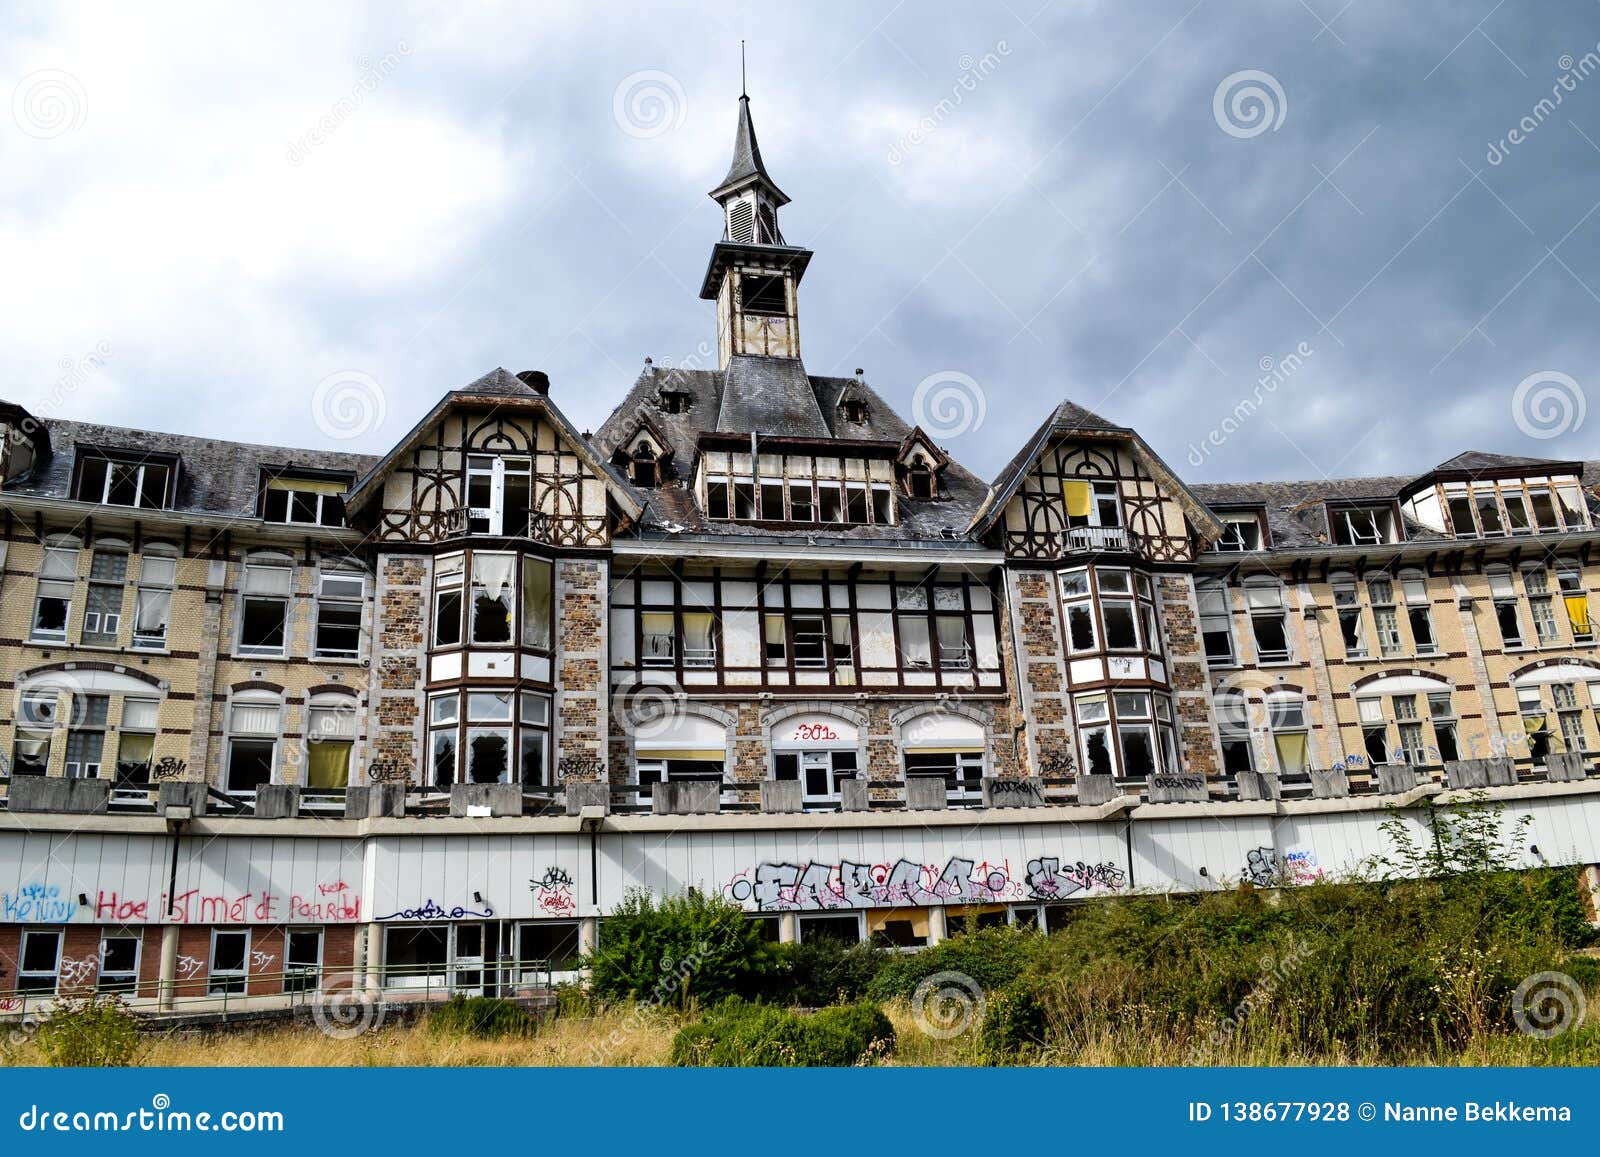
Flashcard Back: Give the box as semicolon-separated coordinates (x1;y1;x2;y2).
4;94;1600;1012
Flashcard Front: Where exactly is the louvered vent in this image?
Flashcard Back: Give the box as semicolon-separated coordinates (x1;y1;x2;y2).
728;200;754;243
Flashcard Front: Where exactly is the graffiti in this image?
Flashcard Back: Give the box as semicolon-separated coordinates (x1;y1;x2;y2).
176;955;204;979
163;890;278;924
988;779;1043;806
318;881;349;894
558;756;603;781
1243;847;1324;887
250;951;277;971
724;853;1126;912
792;722;841;742
1329;754;1367;773
377;898;495;921
1;883;76;923
288;888;362;922
96;892;149;921
152;756;187;781
58;957;96;987
0;998;19;1013
530;867;577;916
1037;751;1076;777
1151;775;1205;791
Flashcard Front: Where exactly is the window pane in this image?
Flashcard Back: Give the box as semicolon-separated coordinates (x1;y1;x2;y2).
521;558;553;650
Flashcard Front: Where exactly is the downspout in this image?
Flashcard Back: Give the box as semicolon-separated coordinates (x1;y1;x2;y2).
1002;566;1030;774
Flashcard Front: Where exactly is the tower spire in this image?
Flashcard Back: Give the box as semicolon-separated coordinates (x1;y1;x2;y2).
740;40;746;98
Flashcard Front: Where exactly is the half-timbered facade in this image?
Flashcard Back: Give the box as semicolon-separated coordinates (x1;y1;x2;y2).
3;90;1600;1011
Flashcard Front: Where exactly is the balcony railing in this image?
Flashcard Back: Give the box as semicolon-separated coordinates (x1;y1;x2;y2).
1067;526;1129;552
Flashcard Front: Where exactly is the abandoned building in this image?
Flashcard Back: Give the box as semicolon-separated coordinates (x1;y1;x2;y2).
3;92;1600;1011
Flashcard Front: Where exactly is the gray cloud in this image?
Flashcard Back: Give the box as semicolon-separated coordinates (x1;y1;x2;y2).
3;1;1599;486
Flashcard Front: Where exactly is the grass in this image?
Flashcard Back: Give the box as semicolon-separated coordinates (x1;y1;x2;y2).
6;997;1595;1067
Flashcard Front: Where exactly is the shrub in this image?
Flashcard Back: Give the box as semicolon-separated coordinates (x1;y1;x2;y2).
979;974;1054;1062
769;938;887;1006
868;925;1045;1002
670;999;894;1067
34;996;145;1067
426;995;541;1039
587;889;778;1008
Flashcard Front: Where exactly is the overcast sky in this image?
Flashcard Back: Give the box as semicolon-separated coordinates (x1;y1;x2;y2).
4;1;1600;484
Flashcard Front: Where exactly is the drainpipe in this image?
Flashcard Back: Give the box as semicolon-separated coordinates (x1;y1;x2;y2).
1001;567;1030;774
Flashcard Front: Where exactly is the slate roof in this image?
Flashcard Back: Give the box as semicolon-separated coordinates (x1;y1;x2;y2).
710;95;788;205
1;417;378;519
594;356;991;543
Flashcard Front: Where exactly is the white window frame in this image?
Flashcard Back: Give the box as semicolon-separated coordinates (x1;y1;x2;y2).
237;555;293;657
313;567;365;659
207;928;251;995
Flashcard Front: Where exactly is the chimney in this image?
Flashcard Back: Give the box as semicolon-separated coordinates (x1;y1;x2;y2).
516;369;550;395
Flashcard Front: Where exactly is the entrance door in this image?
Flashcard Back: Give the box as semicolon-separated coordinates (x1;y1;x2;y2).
451;925;486;995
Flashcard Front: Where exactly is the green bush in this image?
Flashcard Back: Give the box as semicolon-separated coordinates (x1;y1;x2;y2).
979;868;1594;1060
670;999;895;1067
34;996;145;1067
768;938;887;1006
426;995;540;1039
587;889;778;1007
868;925;1045;1001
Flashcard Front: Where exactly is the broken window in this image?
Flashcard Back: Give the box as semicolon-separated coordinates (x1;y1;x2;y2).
1214;513;1263;551
774;749;857;809
434;554;464;647
1558;566;1591;641
470;553;515;644
465;455;532;536
1246;583;1291;663
262;474;347;527
1268;694;1309;774
519;922;581;974
429;693;459;788
788;482;814;521
466;690;514;784
31;536;79;642
284;928;323;994
740;273;787;316
133;546;176;649
1330;505;1394;545
208;929;250;995
314;569;364;659
18;929;62;993
521;692;550;786
306;698;355;789
1217;691;1254;774
629;444;659;487
1197;582;1234;666
98;933;141;994
521;556;553;651
238;556;292;656
384;926;449;988
116;698;158;784
13;691;56;775
1429;693;1459;763
225;693;280;793
904;750;984;805
75;453;171;508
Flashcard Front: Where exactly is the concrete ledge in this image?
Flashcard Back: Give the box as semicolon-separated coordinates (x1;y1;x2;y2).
905;777;948;811
1147;773;1208;803
1446;758;1517;788
983;776;1043;808
1548;753;1589;782
651;781;720;816
8;775;111;815
1310;769;1350;799
345;784;405;819
563;782;610;817
159;780;209;817
760;779;803;813
840;779;870;812
450;783;523;818
1075;775;1117;806
254;784;300;819
1235;771;1281;801
1376;765;1421;795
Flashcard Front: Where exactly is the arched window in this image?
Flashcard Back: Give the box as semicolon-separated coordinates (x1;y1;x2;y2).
900;711;985;805
770;712;861;809
630;442;659;487
906;455;935;500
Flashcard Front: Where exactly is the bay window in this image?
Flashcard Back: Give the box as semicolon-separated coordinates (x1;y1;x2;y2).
521;556;553;650
433;554;464;647
465;690;514;783
470;553;515;644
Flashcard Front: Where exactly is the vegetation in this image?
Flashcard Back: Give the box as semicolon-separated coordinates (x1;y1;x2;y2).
868;924;1043;1001
766;938;886;1006
29;996;146;1067
670;999;894;1067
426;995;541;1039
586;889;779;1008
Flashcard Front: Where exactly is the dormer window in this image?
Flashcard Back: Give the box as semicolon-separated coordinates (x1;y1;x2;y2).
1329;504;1396;546
842;399;868;424
73;450;174;509
1213;512;1265;552
261;473;350;527
906;457;936;500
630;443;660;487
658;389;692;415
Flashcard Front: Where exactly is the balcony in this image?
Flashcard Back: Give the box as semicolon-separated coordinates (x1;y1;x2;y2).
1067;526;1129;552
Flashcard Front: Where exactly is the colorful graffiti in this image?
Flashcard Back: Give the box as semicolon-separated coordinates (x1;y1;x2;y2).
530;867;576;916
1243;847;1324;886
2;882;77;922
723;854;1126;911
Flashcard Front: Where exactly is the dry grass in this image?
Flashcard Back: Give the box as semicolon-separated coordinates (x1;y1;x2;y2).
6;998;1596;1067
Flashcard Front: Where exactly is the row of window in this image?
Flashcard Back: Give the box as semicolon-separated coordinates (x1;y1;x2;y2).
12;692;158;781
703;476;896;525
13;927;324;996
1058;567;1165;657
27;537;367;661
71;450;352;528
427;690;551;788
1198;564;1593;668
1436;480;1589;539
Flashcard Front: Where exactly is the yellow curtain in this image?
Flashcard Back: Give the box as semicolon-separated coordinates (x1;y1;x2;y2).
637;748;725;761
1273;732;1308;773
1565;596;1591;635
266;476;345;493
1523;715;1547;736
307;741;352;788
1061;480;1092;518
